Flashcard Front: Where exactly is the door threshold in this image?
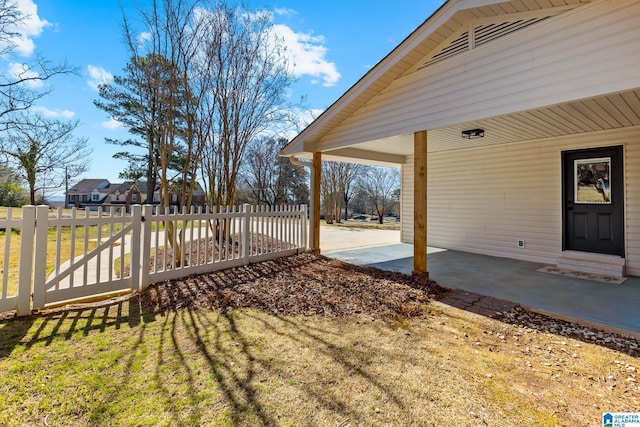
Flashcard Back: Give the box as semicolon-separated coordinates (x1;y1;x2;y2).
557;251;625;278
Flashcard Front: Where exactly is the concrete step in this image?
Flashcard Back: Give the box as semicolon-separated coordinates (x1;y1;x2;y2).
557;251;625;278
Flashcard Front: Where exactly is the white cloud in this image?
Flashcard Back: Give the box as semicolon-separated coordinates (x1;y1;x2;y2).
3;0;51;56
31;106;75;119
138;31;152;46
87;65;113;91
272;24;340;87
101;118;124;130
7;62;42;87
274;7;297;17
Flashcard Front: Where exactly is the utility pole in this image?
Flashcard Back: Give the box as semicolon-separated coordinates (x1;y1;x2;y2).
64;166;69;209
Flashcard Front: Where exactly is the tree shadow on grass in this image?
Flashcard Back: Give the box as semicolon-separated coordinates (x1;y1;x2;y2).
0;295;152;359
158;306;419;424
147;277;278;426
85;317;149;425
243;310;414;422
189;309;277;426
0;314;35;359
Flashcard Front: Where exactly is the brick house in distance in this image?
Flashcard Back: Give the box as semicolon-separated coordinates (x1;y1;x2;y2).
67;179;205;211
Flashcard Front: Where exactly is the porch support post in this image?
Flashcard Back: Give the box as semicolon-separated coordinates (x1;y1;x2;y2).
312;152;322;254
413;130;428;276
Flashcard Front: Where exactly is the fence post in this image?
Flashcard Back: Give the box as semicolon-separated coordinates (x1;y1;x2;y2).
16;206;36;316
139;205;153;291
301;204;308;251
242;204;251;264
130;205;141;292
31;205;50;311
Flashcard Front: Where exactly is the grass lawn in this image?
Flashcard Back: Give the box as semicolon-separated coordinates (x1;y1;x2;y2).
1;296;637;426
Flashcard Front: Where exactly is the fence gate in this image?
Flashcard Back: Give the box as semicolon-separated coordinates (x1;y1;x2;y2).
31;205;142;310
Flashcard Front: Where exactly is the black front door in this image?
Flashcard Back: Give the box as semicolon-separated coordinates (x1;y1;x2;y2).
563;146;624;256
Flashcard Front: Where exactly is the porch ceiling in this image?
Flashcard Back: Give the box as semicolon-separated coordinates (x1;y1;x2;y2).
323;88;640;164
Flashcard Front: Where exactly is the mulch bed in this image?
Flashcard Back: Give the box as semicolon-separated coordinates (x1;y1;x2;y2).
140;252;439;319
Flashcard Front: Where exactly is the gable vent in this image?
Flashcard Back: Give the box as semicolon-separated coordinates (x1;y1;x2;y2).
425;31;469;67
422;15;553;69
474;17;549;47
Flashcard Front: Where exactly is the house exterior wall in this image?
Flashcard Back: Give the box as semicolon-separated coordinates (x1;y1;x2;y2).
318;1;640;151
401;126;640;276
400;161;414;244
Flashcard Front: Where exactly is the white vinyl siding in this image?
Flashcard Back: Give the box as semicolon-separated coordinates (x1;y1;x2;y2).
624;131;640;276
318;1;640;151
400;161;414;243
401;127;640;275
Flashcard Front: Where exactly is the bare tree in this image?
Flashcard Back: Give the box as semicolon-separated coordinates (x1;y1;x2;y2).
241;137;308;205
103;0;295;211
321;161;361;223
98;0;296;262
341;163;363;220
114;0;209;264
321;161;340;223
0;0;76;130
200;2;295;207
357;166;400;224
0;115;90;204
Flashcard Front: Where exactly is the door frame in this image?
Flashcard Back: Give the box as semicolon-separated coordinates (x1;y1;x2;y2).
561;145;625;257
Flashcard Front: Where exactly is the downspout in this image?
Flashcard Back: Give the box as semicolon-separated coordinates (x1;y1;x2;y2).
289;156;315;251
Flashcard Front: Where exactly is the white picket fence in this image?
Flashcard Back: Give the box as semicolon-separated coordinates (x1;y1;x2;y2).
0;204;308;316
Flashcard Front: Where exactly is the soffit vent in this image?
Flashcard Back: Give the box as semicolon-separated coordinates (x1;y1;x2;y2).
422;15;554;69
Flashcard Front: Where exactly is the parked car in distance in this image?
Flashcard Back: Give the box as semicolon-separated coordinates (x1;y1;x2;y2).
351;214;366;220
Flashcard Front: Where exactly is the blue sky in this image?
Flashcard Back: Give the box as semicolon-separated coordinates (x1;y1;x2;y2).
6;0;443;189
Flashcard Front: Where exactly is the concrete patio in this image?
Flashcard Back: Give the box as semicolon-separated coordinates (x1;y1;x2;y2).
324;239;640;336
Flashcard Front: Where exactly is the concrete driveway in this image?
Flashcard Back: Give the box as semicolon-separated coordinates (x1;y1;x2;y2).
320;225;400;253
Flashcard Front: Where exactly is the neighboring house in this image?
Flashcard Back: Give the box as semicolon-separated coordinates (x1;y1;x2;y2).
281;0;640;278
67;179;205;211
67;179;110;207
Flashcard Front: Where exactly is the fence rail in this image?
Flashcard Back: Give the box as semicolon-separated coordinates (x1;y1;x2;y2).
0;204;307;316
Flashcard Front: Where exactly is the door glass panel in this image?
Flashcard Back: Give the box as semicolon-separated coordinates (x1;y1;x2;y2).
574;157;611;204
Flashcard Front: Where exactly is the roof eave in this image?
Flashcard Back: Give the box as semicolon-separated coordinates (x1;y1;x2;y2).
280;0;503;156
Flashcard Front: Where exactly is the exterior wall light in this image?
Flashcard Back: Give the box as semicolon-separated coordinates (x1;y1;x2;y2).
461;128;484;139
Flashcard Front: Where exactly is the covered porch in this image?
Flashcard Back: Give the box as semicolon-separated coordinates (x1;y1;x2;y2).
282;0;640;280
